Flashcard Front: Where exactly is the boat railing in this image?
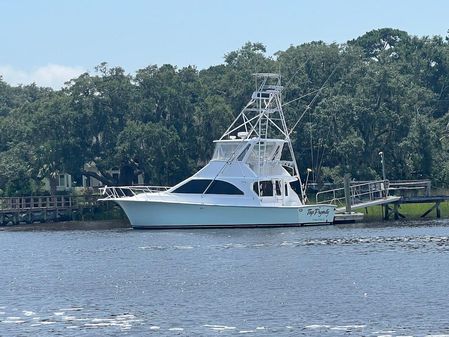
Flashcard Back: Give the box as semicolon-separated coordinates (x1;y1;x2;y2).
316;180;389;207
99;186;171;199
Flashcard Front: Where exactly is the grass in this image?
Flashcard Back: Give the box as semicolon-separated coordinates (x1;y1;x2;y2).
362;201;449;221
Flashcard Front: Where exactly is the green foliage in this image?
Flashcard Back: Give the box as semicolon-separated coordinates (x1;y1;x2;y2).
116;121;184;185
0;143;35;196
1;29;449;196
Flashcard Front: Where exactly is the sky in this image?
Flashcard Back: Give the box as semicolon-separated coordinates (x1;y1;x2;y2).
0;0;448;88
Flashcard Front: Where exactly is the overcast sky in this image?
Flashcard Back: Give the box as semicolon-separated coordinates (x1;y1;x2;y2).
0;0;448;88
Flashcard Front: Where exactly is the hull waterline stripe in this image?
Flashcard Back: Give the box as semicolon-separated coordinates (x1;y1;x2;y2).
132;222;333;230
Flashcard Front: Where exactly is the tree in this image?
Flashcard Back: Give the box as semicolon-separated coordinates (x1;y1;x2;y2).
65;64;134;185
116;121;184;185
0;143;35;196
2;31;449;196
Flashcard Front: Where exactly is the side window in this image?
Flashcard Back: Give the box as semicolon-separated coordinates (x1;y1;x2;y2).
172;180;211;193
205;180;244;195
289;180;302;196
285;183;289;196
253;181;274;197
173;179;243;195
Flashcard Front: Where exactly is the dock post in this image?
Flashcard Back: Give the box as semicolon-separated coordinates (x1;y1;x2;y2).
436;201;441;218
344;173;351;214
394;203;399;220
426;181;431;197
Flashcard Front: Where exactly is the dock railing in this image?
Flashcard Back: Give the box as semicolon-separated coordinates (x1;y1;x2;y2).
0;195;82;212
99;185;171;199
388;180;431;197
316;180;389;207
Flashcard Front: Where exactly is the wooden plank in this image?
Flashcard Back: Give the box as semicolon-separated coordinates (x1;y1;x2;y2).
334;212;364;223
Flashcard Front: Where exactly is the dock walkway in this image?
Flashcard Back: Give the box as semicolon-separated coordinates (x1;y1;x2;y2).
335;196;401;213
317;179;448;220
0;195;97;226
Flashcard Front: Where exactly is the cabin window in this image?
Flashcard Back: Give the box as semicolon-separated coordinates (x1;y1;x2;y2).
206;180;244;195
285;184;289;196
253;180;274;197
172;179;243;195
59;174;65;187
289;180;302;196
173;179;211;194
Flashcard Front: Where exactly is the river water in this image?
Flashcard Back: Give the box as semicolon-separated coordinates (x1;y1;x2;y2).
1;221;449;336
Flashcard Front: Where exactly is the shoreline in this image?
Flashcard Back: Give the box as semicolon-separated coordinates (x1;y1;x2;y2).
1;218;448;232
0;219;131;231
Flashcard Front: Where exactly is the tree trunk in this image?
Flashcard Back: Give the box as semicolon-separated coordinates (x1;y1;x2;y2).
49;176;58;196
119;164;134;185
80;170;114;186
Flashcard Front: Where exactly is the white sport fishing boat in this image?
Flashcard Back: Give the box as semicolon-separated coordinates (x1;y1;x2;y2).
100;73;335;228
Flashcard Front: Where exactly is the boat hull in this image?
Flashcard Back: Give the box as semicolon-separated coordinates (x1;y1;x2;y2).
114;200;335;229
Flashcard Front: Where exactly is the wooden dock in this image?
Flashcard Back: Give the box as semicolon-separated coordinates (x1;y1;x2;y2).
334;212;364;224
316;178;449;222
0;195;97;226
383;195;449;220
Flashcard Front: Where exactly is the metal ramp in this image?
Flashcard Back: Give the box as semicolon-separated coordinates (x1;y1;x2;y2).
316;180;400;214
335;196;401;213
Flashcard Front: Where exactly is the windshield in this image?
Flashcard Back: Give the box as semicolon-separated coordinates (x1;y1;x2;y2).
247;142;279;163
211;142;243;161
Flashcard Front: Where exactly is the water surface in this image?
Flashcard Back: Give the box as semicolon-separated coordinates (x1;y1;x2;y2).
1;220;449;336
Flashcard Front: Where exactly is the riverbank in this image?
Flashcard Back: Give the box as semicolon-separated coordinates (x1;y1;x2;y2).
0;219;130;231
363;201;449;221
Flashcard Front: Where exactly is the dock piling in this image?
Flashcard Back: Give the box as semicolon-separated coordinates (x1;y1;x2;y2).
344;174;351;214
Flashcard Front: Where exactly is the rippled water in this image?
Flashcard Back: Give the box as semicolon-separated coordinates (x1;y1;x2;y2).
1;220;449;336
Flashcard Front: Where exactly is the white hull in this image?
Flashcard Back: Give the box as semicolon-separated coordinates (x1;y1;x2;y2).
116;200;335;229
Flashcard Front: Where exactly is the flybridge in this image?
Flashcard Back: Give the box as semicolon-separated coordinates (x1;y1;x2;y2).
216;73;305;199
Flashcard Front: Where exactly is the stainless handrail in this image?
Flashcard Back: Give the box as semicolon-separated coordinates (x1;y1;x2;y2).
99;186;171;199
